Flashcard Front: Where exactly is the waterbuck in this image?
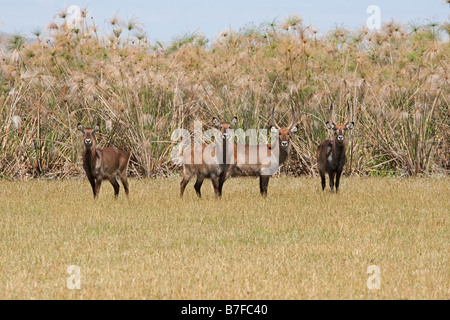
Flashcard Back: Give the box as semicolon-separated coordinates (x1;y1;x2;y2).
220;106;297;197
77;123;130;199
180;117;237;198
316;103;354;192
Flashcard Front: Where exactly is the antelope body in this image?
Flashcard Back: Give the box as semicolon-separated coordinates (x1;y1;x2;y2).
180;117;236;198
220;106;297;197
77;124;130;198
316;103;354;192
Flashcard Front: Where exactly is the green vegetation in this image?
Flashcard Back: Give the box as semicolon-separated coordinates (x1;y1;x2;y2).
0;13;449;179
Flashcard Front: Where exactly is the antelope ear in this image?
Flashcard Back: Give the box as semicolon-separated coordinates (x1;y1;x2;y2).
77;123;84;133
93;125;100;133
270;126;278;134
230;117;237;127
326;121;335;130
345;122;354;130
212;117;221;128
290;125;298;134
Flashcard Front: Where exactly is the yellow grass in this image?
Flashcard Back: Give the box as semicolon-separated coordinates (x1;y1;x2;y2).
0;176;448;299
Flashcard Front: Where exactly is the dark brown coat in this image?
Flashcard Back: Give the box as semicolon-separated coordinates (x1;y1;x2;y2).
78;124;129;198
316;110;354;192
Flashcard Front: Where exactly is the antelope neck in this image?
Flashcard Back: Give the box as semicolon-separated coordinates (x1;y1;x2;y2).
272;138;289;165
83;144;98;169
331;138;345;157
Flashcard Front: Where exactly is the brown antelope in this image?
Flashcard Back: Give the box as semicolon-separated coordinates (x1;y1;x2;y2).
77;123;130;199
316;103;354;192
180;117;237;198
220;106;297;197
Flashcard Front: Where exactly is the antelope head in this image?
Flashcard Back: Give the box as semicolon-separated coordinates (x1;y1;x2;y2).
325;102;354;146
212;116;237;140
270;105;297;151
77;123;100;149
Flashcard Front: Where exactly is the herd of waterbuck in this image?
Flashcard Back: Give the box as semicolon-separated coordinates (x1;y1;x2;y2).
77;103;355;199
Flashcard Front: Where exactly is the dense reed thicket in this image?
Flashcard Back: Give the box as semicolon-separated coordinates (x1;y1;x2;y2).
0;12;448;179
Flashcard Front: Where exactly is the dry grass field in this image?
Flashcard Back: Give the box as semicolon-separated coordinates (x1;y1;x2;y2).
0;176;448;299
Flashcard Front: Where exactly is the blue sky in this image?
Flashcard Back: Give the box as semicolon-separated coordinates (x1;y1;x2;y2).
0;0;448;42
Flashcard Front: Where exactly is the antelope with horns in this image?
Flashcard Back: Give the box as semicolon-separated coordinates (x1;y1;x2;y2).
77;124;130;199
316;103;354;192
219;106;297;197
180;117;237;198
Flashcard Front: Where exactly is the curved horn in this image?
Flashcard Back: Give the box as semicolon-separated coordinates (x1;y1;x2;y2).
272;106;281;129
346;101;352;123
288;104;295;129
329;102;335;123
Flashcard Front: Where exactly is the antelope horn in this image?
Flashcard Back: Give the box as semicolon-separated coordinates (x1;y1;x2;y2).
346;101;352;123
329;102;335;123
272;106;281;129
288;104;295;129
